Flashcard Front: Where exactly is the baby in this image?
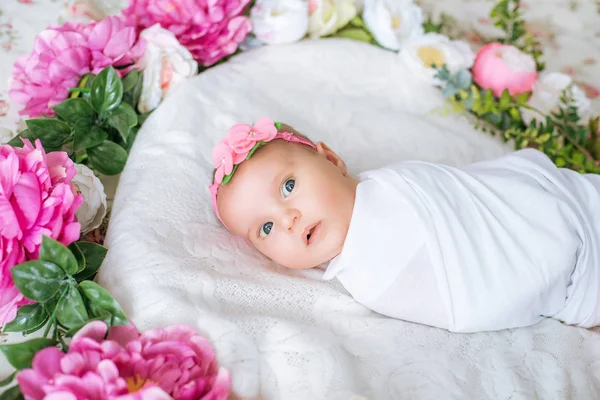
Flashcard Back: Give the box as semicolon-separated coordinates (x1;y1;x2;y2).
209;118;600;333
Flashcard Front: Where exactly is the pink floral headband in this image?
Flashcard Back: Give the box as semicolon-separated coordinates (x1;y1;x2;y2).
209;118;316;226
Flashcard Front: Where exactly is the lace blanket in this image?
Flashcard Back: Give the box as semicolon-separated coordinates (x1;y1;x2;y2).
96;40;600;399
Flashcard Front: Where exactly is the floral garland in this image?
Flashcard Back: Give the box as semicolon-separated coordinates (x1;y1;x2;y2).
1;0;598;399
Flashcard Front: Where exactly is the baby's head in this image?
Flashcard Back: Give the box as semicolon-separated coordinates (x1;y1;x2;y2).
209;118;358;270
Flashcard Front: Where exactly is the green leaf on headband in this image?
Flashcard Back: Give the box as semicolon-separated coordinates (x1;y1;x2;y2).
2;303;48;335
39;236;78;275
0;338;57;370
87;140;128;175
11;261;66;302
246;142;265;160
274;122;282;130
56;284;89;329
79;281;128;326
73;241;108;282
90;66;123;114
221;164;238;186
106;102;138;142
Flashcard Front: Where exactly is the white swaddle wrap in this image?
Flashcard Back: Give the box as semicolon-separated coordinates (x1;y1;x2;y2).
324;149;600;333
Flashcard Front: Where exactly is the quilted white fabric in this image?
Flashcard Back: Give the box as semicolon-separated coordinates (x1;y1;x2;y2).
97;39;600;399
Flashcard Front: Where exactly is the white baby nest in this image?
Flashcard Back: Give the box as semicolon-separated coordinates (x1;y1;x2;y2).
97;39;600;399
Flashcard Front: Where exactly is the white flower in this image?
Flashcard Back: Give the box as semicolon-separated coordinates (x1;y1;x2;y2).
72;163;107;234
251;0;309;45
0;128;16;145
363;0;424;51
308;0;357;38
521;72;591;126
398;33;475;85
136;24;199;114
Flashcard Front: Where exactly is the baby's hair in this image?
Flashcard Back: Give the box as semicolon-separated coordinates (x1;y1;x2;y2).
211;122;314;183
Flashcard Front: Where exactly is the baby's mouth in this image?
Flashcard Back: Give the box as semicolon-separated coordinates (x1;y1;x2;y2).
305;222;321;245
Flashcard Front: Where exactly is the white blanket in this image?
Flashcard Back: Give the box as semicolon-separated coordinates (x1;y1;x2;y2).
96;39;600;399
324;149;600;332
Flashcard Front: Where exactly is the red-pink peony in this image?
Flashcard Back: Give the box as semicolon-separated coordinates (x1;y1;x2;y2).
9;29;91;118
17;321;231;400
0;140;82;325
472;42;538;97
121;0;252;66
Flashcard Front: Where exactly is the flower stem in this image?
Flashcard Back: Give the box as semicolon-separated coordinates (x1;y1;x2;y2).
43;286;68;338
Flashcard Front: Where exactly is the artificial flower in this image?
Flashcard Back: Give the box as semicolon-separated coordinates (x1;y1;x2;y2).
72;163;107;234
307;0;357;38
363;0;423;51
87;15;146;75
521;72;592;125
17;321;231;400
251;0;309;45
472;42;537;97
136;24;199;114
212;140;235;185
0;140;81;325
398;33;475;85
228;117;279;154
121;0;252;66
9;29;91;117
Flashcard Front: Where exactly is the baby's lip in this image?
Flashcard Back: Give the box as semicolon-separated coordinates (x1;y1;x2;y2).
303;221;322;246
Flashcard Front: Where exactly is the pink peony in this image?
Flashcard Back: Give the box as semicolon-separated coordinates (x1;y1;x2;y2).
17;321;231;400
121;0;252;66
87;16;146;75
472;42;538;97
9;29;91;118
0;140;82;325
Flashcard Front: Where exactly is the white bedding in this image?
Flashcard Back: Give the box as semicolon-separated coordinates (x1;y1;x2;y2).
96;39;600;399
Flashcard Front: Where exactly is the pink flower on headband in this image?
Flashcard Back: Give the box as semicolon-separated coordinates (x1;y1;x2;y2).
212;140;235;184
228;117;278;154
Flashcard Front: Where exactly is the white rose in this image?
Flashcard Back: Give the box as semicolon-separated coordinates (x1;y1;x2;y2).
521;72;592;126
251;0;309;45
72;163;107;234
308;0;357;38
398;33;475;86
363;0;424;51
136;24;199;114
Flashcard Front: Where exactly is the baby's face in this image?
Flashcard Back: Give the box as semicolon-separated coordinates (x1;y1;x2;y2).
217;139;358;269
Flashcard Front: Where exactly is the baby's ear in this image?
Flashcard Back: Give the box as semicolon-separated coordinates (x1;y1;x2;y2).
316;142;348;176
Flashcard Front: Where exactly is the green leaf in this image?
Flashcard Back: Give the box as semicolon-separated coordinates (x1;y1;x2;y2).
335;28;373;43
39;236;78;275
348;16;366;28
10;261;66;302
79;281;128;326
2;304;48;334
0;338;57;370
73;242;108;282
0;372;16;388
0;385;23;400
90;67;123;114
106;103;138;142
122;69;140;93
53;98;96;124
23;119;72;149
69;243;86;274
73;121;108;151
56;285;89;329
87;140;128;175
454;70;472;90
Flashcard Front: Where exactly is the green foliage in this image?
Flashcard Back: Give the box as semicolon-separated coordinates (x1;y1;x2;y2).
1;236;126;360
8;67;144;176
435;66;600;174
490;0;545;70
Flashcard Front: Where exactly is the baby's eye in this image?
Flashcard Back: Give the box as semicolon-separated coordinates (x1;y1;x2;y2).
281;178;295;197
260;222;273;238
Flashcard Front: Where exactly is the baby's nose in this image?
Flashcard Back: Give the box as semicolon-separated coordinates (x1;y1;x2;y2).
281;208;301;232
